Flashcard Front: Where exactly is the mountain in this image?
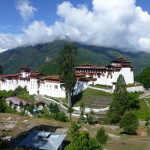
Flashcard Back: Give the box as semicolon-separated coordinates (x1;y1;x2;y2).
0;40;150;75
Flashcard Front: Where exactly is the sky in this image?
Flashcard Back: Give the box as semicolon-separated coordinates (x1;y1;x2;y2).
0;0;150;53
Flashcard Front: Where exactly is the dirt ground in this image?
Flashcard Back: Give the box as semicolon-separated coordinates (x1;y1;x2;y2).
0;113;150;150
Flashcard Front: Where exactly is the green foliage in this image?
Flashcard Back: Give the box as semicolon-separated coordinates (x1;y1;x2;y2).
0;65;3;75
0;136;8;149
26;104;35;114
107;75;128;123
119;112;139;134
0;90;14;99
0;100;6;112
68;106;73;120
48;103;60;114
58;45;78;107
145;116;150;126
126;92;140;110
87;114;94;125
54;112;68;122
65;122;102;150
96;128;108;145
16;90;35;102
137;67;150;88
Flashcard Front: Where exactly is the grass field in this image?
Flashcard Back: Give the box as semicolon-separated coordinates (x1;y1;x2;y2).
133;99;150;120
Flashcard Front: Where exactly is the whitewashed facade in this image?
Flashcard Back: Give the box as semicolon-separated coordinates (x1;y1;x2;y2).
0;57;135;98
75;57;134;86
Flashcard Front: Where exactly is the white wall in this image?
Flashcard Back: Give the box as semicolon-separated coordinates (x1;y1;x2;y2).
113;68;134;85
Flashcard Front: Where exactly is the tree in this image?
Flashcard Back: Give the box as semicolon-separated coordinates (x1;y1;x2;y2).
48;103;60;114
119;112;139;134
107;74;128;123
87;114;94;125
68;106;73;120
80;101;85;122
65;122;102;150
137;67;150;89
58;45;78;107
96;128;108;145
126;92;140;110
0;100;6;112
0;65;3;75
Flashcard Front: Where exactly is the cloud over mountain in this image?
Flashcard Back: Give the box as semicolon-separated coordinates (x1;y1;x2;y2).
0;0;150;52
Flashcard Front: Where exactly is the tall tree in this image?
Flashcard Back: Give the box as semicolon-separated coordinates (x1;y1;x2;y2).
136;67;150;89
58;45;78;107
0;65;3;75
107;74;128;123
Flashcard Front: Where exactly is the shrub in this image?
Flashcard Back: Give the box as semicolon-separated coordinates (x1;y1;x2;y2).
96;128;108;145
54;112;68;122
119;112;139;134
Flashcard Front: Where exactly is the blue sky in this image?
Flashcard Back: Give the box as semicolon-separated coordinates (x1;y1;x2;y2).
0;0;150;52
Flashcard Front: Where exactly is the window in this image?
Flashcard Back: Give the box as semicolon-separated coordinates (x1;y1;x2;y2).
54;85;58;89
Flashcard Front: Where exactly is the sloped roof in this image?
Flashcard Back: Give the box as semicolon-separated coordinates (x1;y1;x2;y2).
0;73;21;78
75;65;106;70
19;130;66;150
6;97;30;105
111;57;131;63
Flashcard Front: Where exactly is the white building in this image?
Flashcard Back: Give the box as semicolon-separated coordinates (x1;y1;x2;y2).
0;57;135;98
75;57;134;88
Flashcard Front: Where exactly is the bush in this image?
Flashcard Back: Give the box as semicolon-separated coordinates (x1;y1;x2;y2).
96;128;108;145
119;112;139;134
54;112;68;122
87;115;94;125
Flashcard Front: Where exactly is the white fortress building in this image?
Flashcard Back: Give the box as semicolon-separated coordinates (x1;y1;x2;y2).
75;57;134;87
0;57;135;98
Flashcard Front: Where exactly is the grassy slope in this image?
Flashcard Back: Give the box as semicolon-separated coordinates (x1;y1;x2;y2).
60;88;113;108
16;90;35;102
133;98;150;120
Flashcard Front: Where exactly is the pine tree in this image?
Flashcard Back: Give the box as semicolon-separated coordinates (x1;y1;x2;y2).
58;45;78;107
119;112;139;134
96;128;108;145
107;74;128;123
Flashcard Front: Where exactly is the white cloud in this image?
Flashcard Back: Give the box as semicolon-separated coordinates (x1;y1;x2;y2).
16;0;37;21
1;0;150;53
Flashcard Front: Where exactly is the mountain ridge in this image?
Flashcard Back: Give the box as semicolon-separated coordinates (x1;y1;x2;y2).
0;40;149;75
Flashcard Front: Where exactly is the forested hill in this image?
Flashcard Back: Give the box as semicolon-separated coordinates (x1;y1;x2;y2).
0;40;150;75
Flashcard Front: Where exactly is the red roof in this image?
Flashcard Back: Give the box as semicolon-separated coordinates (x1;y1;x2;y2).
40;75;61;80
6;97;31;105
111;57;131;63
33;100;44;104
0;73;21;78
30;73;41;77
75;65;106;70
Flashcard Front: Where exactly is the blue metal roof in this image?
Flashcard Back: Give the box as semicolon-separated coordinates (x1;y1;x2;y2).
19;130;66;150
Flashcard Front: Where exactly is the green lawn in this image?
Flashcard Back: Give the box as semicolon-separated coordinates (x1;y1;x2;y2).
72;88;113;107
133;99;150;120
58;88;113;108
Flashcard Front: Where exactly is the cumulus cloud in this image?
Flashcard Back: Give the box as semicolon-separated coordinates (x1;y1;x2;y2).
16;0;37;21
1;0;150;53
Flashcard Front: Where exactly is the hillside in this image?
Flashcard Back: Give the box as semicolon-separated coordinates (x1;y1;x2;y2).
0;40;150;75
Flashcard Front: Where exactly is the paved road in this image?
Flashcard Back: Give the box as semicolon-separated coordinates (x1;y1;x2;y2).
35;95;68;114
